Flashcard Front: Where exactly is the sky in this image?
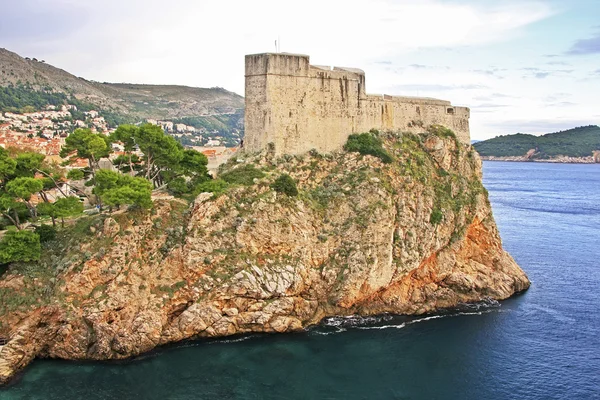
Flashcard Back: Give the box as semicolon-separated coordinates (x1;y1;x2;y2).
1;0;599;140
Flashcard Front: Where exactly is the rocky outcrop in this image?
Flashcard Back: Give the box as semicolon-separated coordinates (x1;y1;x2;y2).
0;131;529;385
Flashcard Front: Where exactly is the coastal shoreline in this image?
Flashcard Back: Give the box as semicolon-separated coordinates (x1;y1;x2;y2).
480;156;599;164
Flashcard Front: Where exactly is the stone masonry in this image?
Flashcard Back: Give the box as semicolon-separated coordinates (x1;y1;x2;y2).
244;53;470;155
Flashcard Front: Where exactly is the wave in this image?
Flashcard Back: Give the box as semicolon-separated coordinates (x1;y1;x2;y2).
311;301;506;335
523;304;575;324
497;202;600;216
354;310;506;331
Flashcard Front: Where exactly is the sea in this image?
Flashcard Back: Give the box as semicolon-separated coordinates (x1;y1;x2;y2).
1;161;599;399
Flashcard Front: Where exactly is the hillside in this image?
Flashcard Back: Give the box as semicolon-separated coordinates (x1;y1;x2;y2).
474;125;600;159
0;48;244;144
0;130;529;385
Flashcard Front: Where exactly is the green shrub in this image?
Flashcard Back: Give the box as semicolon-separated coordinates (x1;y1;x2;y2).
35;225;57;243
167;177;190;196
0;230;41;264
430;208;443;225
194;179;229;196
94;170;153;209
220;164;265;185
66;169;85;180
344;132;393;163
427;125;457;140
271;174;298;196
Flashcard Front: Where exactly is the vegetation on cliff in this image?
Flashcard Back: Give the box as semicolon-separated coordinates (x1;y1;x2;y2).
0;123;214;265
0;85;69;114
271;174;298;197
343;131;393;163
474;125;600;158
0;126;529;385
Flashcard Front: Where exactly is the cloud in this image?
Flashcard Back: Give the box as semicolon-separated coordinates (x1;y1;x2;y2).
473;69;499;76
471;103;510;109
544;93;572;102
491;92;519;98
389;84;488;92
522;70;572;79
407;64;450;71
545;102;577;107
473;93;520;102
546;61;570;66
0;1;91;43
566;31;600;55
0;0;555;93
486;119;596;134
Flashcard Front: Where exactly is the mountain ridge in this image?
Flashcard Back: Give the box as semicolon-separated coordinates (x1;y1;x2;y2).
0;48;244;121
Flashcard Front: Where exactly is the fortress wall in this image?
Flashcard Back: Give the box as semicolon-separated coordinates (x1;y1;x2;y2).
357;97;470;144
245;53;470;155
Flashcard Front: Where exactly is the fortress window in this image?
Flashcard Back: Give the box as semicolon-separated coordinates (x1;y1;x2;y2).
447;107;455;114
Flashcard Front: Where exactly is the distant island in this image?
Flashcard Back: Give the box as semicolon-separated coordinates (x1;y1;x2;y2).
474;125;600;163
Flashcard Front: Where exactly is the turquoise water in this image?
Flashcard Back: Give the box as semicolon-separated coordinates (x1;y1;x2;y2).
2;161;600;399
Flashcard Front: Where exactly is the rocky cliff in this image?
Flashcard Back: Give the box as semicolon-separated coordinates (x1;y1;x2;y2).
0;130;529;385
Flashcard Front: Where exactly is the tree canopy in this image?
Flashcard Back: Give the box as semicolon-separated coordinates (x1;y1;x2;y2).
60;128;111;173
66;169;85;180
0;230;41;264
108;123;210;191
0;121;219;266
93;169;153;209
0;148;17;181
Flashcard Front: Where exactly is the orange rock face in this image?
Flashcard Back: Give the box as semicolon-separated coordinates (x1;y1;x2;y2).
0;132;529;385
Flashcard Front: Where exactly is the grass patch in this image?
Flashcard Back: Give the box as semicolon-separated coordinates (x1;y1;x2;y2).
220;164;265;186
194;179;229;197
344;131;393;163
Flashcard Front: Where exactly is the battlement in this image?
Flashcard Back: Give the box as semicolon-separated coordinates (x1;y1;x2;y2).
244;53;470;155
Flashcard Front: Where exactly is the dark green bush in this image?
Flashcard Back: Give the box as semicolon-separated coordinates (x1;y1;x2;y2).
35;225;57;243
0;230;41;264
427;125;457;140
271;174;298;196
430;208;443;225
220;164;265;185
344;132;393;163
193;179;229;196
167;177;190;196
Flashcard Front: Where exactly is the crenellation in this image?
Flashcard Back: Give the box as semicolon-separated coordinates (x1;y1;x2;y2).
244;53;470;155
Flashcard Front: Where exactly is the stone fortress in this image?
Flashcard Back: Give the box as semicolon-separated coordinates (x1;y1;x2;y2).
244;53;470;155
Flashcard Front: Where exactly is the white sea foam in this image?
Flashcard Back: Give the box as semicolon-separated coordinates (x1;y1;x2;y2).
315;307;508;334
355;323;407;330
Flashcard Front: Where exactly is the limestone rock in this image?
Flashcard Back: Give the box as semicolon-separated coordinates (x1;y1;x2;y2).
0;132;530;385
